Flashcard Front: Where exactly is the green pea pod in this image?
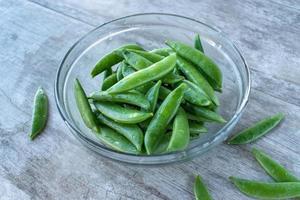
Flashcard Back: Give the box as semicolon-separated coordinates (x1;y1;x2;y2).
97;114;143;151
116;62;124;81
108;54;177;94
153;133;172;154
90;91;150;110
144;83;187;154
103;68;113;79
145;80;161;112
230;176;300;199
194;34;204;53
183;80;211;106
74;79;100;132
167;108;189;152
186;105;226;123
121;62;136;77
127;49;164;62
162;73;184;84
187;113;205;123
91;44;143;77
190;121;208;135
101;73;117;91
176;56;219;106
94;102;152;124
122;50;153;70
194;175;212;200
228;113;284;144
150;48;173;57
29;87;48;140
95;126;140;154
166;40;222;91
252;148;299;182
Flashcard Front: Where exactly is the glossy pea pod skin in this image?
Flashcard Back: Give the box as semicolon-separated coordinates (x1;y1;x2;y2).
176;56;219;106
101;73;117;91
103;68;113;79
194;34;204;53
107;54;177;94
194;175;212;200
153;132;171;154
150;48;173;57
95;126;140;154
167;108;189;152
91;44;143;77
90;91;150;110
145;80;161;112
230;176;300;200
252;148;299;182
121;62;136;77
74;79;100;133
94;102;152;124
97;114;143;151
228;113;284;144
166;40;222;91
29;87;48;140
121;50;153;70
144;83;187;154
183;80;211;107
186;104;226;123
127;49;164;62
116;62;124;81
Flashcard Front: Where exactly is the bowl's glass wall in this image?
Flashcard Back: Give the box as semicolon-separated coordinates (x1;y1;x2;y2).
55;14;250;165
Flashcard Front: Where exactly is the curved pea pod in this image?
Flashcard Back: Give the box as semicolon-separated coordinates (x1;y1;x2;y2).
116;62;124;81
167;108;189;152
103;68;113;79
107;54;177;94
127;49;164;62
166;40;222;91
97;114;143;151
144;83;187;154
229;177;300;199
74;79;100;132
95;126;140;154
190;121;208;135
90;91;150;110
161;73;184;84
101;73;117;91
121;62;136;77
121;50;153;70
145;80;161;112
186;105;226;123
150;47;173;57
176;56;219;106
153;133;171;154
94;102;152;124
91;44;143;77
228;113;284;144
183;80;211;107
194;34;204;53
194;175;212;200
252;148;299;182
29;87;48;140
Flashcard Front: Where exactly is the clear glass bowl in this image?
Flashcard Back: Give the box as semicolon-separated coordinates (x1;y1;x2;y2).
55;13;250;165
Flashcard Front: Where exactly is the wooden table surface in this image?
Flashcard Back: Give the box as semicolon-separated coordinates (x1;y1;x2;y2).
0;0;299;199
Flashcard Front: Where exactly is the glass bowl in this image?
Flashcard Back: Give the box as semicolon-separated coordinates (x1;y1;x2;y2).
55;13;250;165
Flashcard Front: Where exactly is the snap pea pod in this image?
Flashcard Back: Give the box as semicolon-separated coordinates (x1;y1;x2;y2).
108;54;176;94
150;47;173;57
183;80;211;106
127;49;164;62
121;62;136;77
101;73;117;91
230;176;300;199
121;50;153;70
177;56;219;106
29;87;48;140
166;40;222;91
153;133;171;154
97;114;143;151
91;44;143;77
103;68;113;79
95;126;140;154
90;91;150;110
194;34;204;53
187;113;206;123
162;73;184;84
144;83;187;154
116;62;124;81
145;80;161;112
74;79;100;132
228;113;284;145
189;122;208;135
186;104;226;123
252;148;299;182
94;102;152;124
167;108;189;152
194;175;212;200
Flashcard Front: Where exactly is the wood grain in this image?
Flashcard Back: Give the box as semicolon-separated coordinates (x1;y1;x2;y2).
0;0;299;199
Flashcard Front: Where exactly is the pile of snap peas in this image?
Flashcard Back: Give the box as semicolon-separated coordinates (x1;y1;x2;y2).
74;34;226;155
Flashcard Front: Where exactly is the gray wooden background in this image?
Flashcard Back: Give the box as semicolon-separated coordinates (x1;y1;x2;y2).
0;0;299;199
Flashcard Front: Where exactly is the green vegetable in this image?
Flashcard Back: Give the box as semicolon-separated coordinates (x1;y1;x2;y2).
185;104;226;123
127;49;164;62
194;175;212;200
116;62;124;81
194;34;204;53
183;80;211;106
103;68;113;79
101;73;117;91
145;80;161;112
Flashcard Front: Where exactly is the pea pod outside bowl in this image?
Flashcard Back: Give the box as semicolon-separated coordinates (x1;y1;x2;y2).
55;13;250;165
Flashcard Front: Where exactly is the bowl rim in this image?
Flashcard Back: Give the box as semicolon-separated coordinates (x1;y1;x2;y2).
54;13;251;164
